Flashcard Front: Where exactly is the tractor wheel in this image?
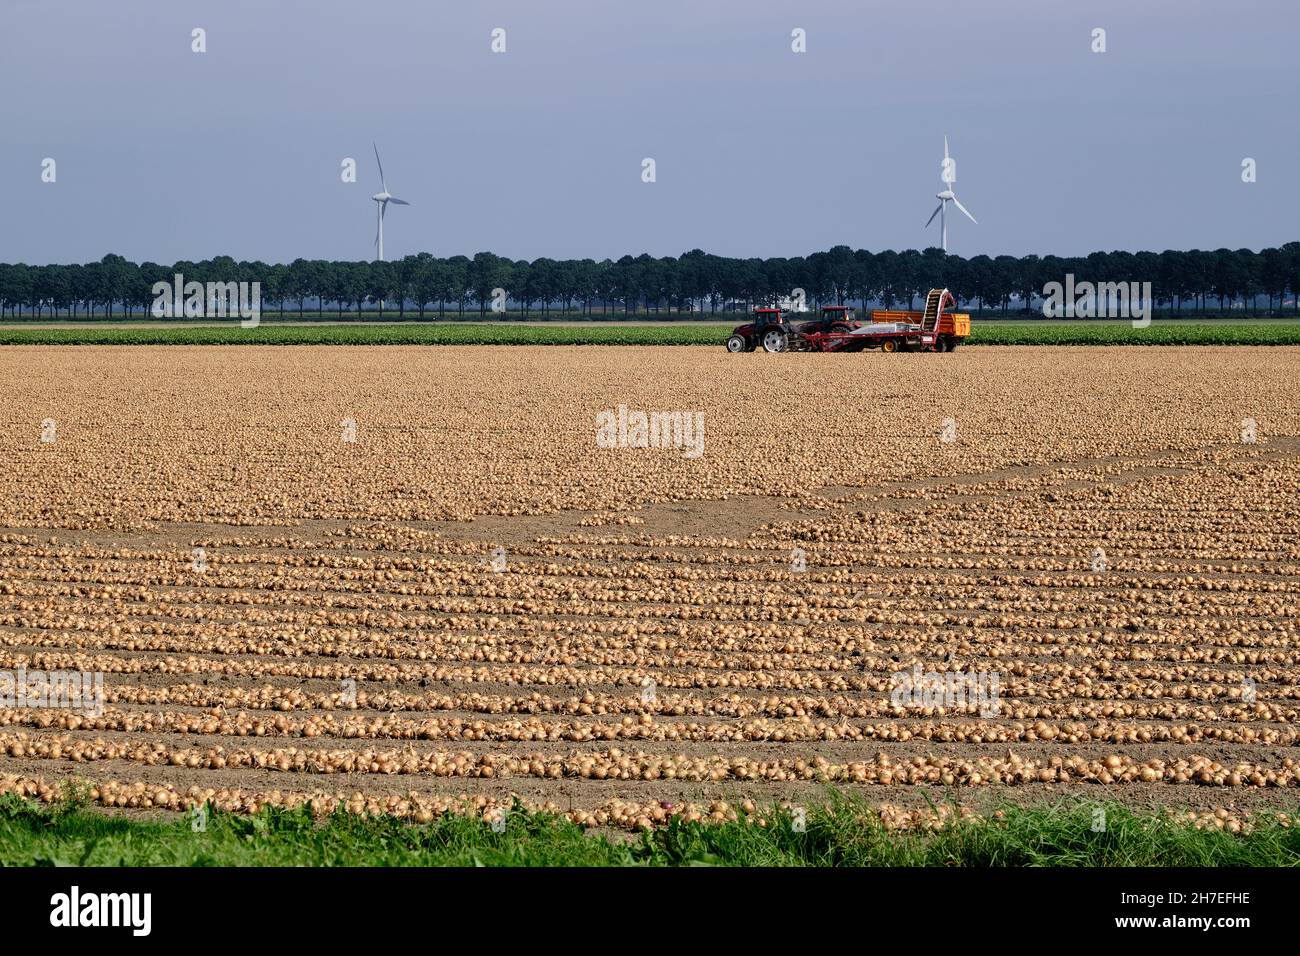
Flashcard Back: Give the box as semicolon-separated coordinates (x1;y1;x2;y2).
932;337;949;353
761;329;788;353
726;334;748;353
880;339;898;353
830;323;851;334
945;337;958;352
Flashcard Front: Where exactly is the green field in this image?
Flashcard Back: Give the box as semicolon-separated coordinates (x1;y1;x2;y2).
1;320;1299;346
1;794;1294;867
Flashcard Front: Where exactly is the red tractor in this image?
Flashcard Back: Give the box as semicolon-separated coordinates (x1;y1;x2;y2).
726;308;785;353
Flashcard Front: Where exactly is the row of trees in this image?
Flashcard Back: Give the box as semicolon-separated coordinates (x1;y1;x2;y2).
1;245;1298;319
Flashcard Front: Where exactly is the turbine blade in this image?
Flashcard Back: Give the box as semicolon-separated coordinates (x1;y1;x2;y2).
387;197;410;206
951;196;978;224
373;141;387;194
944;135;949;161
924;202;943;228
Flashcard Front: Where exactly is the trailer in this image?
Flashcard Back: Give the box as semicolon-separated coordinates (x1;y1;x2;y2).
725;288;970;353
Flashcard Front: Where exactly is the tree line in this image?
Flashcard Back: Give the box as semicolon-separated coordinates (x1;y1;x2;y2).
1;244;1297;319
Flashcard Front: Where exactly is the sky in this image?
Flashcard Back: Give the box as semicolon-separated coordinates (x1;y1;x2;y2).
0;0;1295;265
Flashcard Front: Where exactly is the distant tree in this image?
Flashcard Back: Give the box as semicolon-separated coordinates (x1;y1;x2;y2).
962;255;992;310
941;254;969;309
735;258;765;312
0;264;32;318
134;262;168;317
408;253;433;317
870;250;897;308
346;261;370;316
762;257;792;308
896;250;925;309
555;259;583;313
443;255;469;316
54;264;77;317
990;256;1019;311
678;249;708;313
263;263;289;317
637;255;666;313
325;261;350;317
95;254;129;318
850;250;875;309
365;260;394;317
1234;248;1262;315
822;245;856;305
403;253;429;318
530;258;557;315
68;263;93;317
468;252;507;317
284;259;308;317
572;258;599;316
1279;242;1300;314
804;250;832;306
1209;248;1245;311
609;256;636;314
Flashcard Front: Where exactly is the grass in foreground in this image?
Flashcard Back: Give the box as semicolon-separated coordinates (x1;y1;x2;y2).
1;321;1300;346
1;793;1295;866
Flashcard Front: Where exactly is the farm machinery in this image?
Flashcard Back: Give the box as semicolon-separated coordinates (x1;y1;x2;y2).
725;288;970;354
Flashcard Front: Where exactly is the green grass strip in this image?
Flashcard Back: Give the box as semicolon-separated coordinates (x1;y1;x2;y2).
1;793;1295;867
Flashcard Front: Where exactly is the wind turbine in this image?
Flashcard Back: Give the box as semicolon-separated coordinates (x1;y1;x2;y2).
924;136;976;253
371;142;410;261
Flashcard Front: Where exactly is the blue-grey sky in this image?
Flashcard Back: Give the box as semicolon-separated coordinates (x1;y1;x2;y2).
1;0;1294;265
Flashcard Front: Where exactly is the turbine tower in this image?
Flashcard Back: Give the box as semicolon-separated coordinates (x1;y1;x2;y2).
371;142;410;261
924;136;977;253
